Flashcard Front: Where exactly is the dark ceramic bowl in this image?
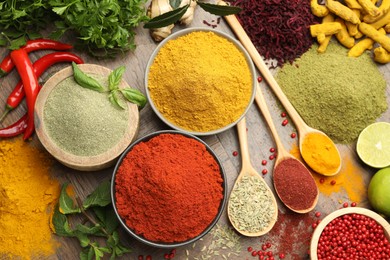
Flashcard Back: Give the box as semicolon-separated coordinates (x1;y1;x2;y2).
111;130;227;248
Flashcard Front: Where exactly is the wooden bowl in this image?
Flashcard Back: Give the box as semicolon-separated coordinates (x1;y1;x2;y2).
35;64;139;171
310;207;390;259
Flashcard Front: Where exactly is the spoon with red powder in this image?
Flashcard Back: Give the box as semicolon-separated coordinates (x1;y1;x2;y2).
219;3;342;177
255;85;319;213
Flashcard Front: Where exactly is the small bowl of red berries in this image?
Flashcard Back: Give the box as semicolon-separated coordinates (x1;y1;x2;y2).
310;207;390;260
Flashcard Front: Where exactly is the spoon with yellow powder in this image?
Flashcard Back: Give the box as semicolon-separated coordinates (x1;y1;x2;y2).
227;117;278;236
219;3;342;176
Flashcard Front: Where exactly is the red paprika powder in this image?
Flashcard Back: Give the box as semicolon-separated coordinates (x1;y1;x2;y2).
114;133;224;243
273;158;318;211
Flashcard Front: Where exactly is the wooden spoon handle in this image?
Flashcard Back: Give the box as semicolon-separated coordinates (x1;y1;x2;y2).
236;117;252;171
219;7;309;134
254;84;288;159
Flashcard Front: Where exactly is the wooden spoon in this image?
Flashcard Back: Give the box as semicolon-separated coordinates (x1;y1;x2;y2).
219;3;341;176
255;84;319;213
227;117;278;236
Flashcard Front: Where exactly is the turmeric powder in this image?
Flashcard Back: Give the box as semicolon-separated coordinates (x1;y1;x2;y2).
147;31;253;133
311;0;329;17
300;132;341;176
359;22;390;51
335;17;355;48
0;137;60;259
326;0;361;24
373;46;390;63
348;28;386;57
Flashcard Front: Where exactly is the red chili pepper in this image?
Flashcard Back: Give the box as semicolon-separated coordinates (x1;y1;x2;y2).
0;113;28;138
0;39;73;77
0;52;84;122
10;49;40;140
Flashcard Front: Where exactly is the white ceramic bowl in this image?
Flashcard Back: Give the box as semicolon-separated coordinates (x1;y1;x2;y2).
35;64;139;171
310;207;390;259
145;27;256;136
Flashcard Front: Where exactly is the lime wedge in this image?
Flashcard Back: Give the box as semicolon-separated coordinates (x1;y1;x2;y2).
356;122;390;168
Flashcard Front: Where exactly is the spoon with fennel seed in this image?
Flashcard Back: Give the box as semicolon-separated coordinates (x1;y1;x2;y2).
227;117;278;237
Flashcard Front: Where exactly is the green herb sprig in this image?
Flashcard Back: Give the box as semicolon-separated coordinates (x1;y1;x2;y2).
71;62;147;109
52;181;130;260
144;0;241;29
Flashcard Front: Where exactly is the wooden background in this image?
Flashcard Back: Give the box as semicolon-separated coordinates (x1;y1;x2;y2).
0;5;389;260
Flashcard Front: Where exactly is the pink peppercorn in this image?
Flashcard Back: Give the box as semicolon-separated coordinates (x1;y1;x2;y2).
351;202;357;207
262;169;268;175
281;112;286;117
269;155;275;160
282;119;288;126
233;151;238;156
258;76;263;82
262;160;267;165
270;147;276;153
279;253;285;259
319;178;325;184
315;212;321;217
343;202;349;208
330;180;336;185
291;133;296;138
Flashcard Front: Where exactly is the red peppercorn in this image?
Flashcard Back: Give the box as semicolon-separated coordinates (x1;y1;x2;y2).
270;147;276;153
290;133;296;138
343;202;349;208
279;253;285;259
266;242;272;248
282;119;288;126
315;212;321;218
248;246;253;252
319;178;325;184
257;76;263;82
233;151;238;156
138;255;144;260
269;155;275;160
281;112;286;117
252;251;258;256
262;160;267;165
312;222;318;229
330;180;336;185
164;253;169;259
262;244;267;251
169;253;174;259
146;256;152;260
262;169;268;175
351;202;357;207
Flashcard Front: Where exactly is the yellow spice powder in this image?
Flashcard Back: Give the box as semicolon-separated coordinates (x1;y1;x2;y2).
290;143;366;203
148;31;253;132
0;137;60;259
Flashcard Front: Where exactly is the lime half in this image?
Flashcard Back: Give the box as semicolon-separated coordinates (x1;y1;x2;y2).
356;122;390;168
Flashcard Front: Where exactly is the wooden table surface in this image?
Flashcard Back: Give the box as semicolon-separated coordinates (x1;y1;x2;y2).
0;6;389;260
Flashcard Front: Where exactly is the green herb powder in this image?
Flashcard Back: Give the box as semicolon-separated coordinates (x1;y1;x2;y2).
228;176;276;233
43;76;129;156
276;41;388;144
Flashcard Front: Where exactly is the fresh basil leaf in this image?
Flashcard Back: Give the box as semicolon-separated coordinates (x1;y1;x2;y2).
108;66;125;91
59;183;81;214
120;88;147;108
83;181;111;209
51;205;74;237
197;2;241;16
144;4;189;28
170;0;182;9
108;90;126;110
72;62;105;92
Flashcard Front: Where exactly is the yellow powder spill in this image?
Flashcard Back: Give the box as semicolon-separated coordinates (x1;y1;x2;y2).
290;143;366;203
0;137;60;259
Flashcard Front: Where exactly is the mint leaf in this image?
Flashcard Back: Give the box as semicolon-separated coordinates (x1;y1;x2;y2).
83;181;111;209
75;231;91;248
197;2;241;16
114;243;132;256
76;223;102;236
144;4;189;28
120;88;147;108
108;66;125;91
51;205;74;237
59;183;81;214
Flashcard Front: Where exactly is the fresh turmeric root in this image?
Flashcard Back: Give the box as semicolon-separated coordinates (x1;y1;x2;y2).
348;28;386;57
357;0;381;17
311;0;329;17
359;22;390;52
318;14;336;53
310;22;342;37
335;17;355;48
326;0;361;24
373;46;390;63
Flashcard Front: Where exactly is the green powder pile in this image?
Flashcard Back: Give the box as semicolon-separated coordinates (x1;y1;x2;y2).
276;41;388;144
44;76;129;156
